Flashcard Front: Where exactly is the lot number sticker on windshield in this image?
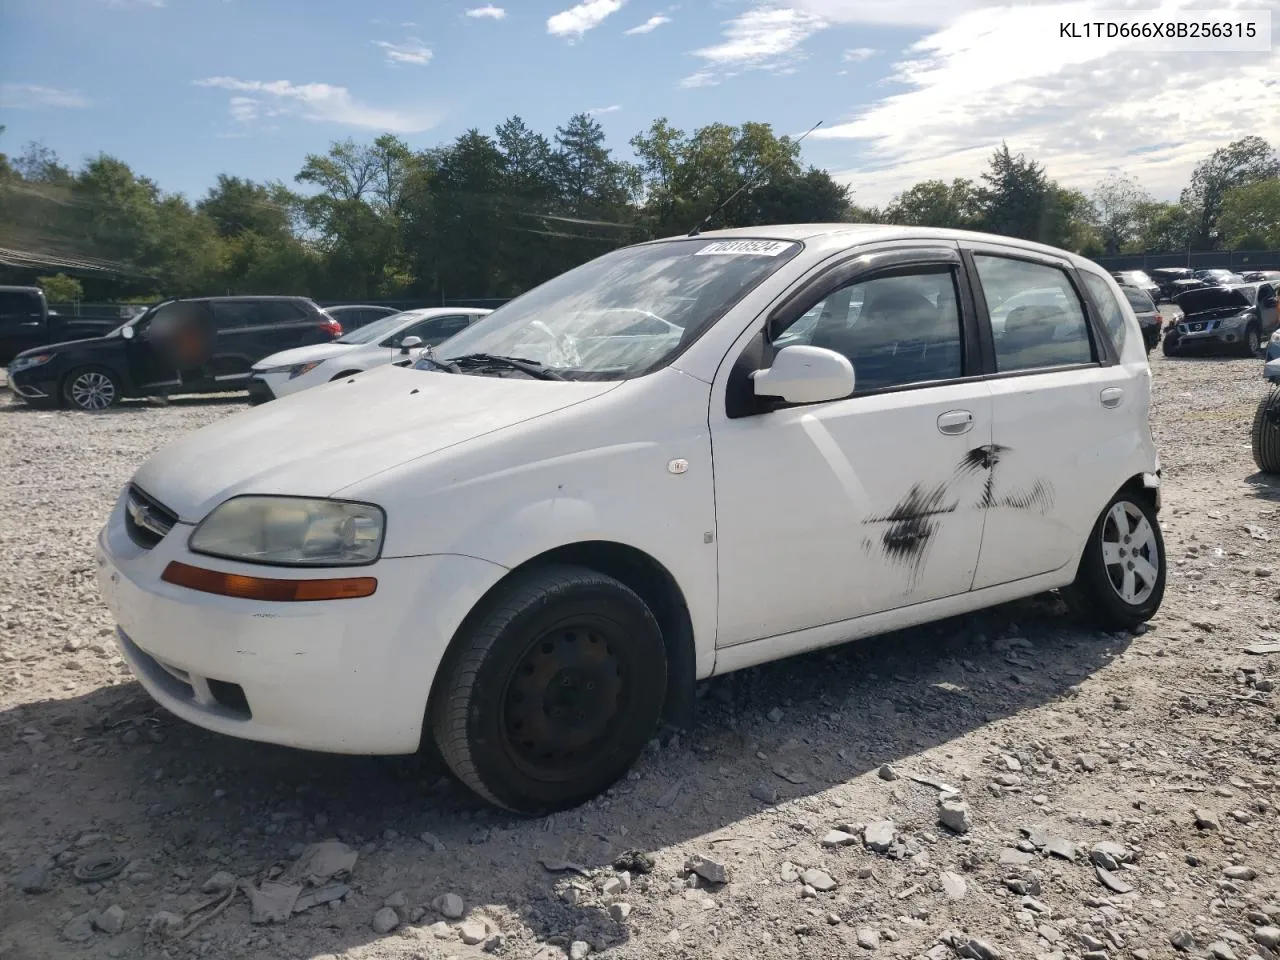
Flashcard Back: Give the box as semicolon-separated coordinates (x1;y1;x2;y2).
695;240;794;257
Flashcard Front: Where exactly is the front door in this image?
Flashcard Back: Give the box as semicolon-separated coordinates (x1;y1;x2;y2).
710;247;995;649
966;246;1136;589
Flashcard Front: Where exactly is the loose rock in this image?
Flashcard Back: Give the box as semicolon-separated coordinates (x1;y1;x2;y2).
459;920;488;945
433;893;465;919
802;868;836;892
371;907;399;934
686;855;729;885
201;870;236;894
864;820;896;852
94;905;125;935
856;927;880;950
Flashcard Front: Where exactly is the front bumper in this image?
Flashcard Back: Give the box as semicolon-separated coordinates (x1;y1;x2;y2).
1166;319;1249;350
246;377;275;405
95;487;506;754
7;367;59;405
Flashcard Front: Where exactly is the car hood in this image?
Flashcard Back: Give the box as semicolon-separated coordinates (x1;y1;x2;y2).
131;365;620;522
1174;288;1252;314
15;334;122;360
254;342;362;370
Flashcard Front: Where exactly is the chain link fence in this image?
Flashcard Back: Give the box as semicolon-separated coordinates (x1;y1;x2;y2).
1091;250;1280;272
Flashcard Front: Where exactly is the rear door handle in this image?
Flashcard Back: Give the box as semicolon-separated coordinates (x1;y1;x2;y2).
937;409;974;435
1100;387;1124;408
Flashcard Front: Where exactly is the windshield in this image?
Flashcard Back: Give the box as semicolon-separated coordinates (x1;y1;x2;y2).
432;237;801;379
336;311;417;344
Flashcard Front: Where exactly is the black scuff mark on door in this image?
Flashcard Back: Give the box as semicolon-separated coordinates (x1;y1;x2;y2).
957;443;1009;476
863;481;957;587
997;479;1056;514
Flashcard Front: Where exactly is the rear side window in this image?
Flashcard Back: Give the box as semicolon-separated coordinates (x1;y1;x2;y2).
1079;272;1129;354
0;290;41;322
209;302;259;329
256;301;308;323
975;255;1094;372
1121;286;1155;314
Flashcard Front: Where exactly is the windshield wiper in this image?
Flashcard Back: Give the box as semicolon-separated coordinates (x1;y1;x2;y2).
448;353;565;381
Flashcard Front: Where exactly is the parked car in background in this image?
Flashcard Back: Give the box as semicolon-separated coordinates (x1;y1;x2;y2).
322;304;401;331
1118;284;1163;352
95;224;1164;815
1242;270;1280;284
8;296;342;410
1193;268;1244;286
1165;282;1279;357
1149;267;1194;301
248;307;490;403
0;286;129;365
1110;270;1160;303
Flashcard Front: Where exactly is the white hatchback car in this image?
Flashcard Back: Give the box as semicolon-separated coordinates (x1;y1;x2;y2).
96;225;1164;815
247;307;490;403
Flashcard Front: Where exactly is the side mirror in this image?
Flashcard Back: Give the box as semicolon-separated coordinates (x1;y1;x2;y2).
121;326;136;341
399;335;423;355
751;345;855;405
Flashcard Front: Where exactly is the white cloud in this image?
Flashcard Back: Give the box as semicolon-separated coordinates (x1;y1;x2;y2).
228;96;259;122
842;46;877;61
625;14;670;34
689;6;827;83
678;69;720;88
465;4;507;19
547;0;625;39
587;104;622;114
0;83;91;109
193;77;441;133
371;38;433;65
810;0;1280;206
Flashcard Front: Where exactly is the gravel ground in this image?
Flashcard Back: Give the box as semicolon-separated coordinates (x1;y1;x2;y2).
4;338;1280;960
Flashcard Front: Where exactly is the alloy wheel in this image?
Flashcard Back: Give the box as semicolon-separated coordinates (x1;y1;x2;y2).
69;372;117;410
1100;499;1160;605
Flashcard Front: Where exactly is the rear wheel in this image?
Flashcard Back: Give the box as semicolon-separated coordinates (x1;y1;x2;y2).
1067;491;1165;630
62;367;121;411
431;565;667;815
1252;386;1280;474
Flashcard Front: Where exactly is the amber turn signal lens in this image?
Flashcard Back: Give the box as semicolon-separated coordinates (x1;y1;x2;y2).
161;561;377;601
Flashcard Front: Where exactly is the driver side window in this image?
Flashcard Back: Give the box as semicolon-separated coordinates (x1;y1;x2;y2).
772;268;964;393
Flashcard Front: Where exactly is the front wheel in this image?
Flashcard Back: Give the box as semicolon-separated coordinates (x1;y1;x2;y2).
431;564;667;815
1161;336;1181;358
1242;325;1261;357
63;367;122;411
1067;491;1165;630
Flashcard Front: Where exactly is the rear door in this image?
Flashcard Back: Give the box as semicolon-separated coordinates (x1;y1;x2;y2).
206;301;265;386
963;244;1135;590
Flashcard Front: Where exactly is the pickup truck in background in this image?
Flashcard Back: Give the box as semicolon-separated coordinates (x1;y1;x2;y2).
0;286;131;366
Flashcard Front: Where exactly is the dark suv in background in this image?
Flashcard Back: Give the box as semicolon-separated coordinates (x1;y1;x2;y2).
7;296;342;410
322;304;400;331
0;286;131;364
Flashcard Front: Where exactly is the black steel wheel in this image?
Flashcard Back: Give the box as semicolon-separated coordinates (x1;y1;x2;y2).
1161;334;1181;358
1252;386;1280;474
431;564;667;815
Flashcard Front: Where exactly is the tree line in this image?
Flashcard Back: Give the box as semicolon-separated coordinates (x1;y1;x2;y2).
0;118;1276;304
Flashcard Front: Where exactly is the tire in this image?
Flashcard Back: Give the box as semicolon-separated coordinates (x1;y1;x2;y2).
1066;491;1165;630
62;366;122;411
1161;335;1181;358
431;564;667;815
1252;386;1280;473
1241;324;1261;358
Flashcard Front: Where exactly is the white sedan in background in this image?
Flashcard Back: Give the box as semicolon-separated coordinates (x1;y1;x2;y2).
247;307;490;403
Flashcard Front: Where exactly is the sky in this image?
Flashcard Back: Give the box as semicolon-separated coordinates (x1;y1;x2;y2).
0;0;1277;209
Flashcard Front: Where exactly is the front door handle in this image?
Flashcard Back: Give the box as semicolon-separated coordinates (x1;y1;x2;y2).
1100;387;1124;409
937;409;974;435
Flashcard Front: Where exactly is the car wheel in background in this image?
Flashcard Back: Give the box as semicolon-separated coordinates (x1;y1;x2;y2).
431;564;668;815
1066;490;1165;630
1242;324;1261;357
62;367;121;411
1252;386;1280;474
1161;335;1181;357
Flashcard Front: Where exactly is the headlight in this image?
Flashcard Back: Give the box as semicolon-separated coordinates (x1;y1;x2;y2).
258;361;322;379
10;353;53;372
189;496;385;567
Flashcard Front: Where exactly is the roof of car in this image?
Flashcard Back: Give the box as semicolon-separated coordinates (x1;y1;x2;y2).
651;223;1105;266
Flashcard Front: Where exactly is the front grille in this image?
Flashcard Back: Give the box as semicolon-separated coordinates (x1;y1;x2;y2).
124;485;179;549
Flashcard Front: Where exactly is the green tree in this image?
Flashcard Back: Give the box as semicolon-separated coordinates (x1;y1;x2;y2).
1180;136;1279;249
37;273;84;302
884;179;980;228
976;143;1053;241
1129;201;1192;253
198;175;295;239
1219;178;1280;249
1090;174;1150;255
